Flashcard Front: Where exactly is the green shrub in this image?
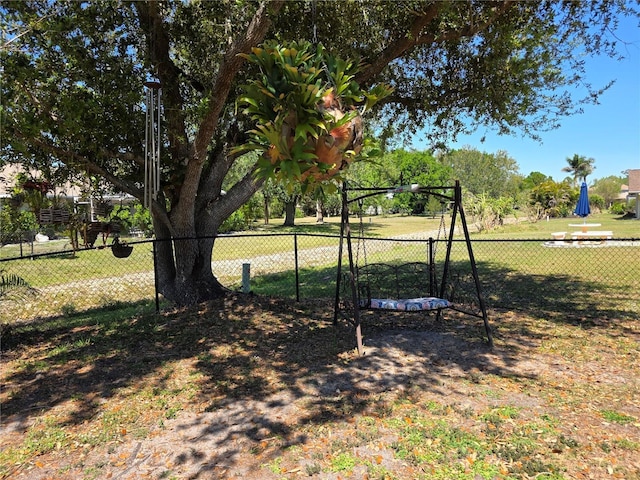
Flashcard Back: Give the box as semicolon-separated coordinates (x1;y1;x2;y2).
219;211;249;233
609;202;628;215
590;194;605;210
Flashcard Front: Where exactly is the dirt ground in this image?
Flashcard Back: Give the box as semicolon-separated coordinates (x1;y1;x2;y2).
1;295;639;479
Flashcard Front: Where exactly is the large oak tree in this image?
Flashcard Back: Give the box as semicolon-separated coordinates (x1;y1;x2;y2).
1;0;637;305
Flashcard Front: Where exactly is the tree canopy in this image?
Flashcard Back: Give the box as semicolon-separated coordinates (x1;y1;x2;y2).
591;175;626;207
2;0;638;305
522;171;553;190
440;147;521;199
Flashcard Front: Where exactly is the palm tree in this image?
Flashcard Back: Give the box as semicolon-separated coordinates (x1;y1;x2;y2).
562;154;596;186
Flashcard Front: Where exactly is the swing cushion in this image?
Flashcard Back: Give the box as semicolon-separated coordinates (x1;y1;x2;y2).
362;297;452;311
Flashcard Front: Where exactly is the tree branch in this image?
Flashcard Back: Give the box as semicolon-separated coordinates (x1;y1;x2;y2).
357;1;515;84
191;0;285;163
97;149;143;168
356;2;442;84
134;1;190;165
21;132;175;230
12;127;136;196
175;0;284;227
213;169;265;227
415;0;514;44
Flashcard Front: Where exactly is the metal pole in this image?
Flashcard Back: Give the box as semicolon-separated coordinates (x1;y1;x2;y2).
333;187;347;324
144;81;161;209
152;240;160;313
456;185;494;348
155;88;161;200
242;263;251;294
144;88;151;208
149;89;155;205
340;188;364;355
428;237;435;297
439;185;458;300
294;234;300;301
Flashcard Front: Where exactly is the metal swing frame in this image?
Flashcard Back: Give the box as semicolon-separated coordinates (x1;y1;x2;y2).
333;180;493;355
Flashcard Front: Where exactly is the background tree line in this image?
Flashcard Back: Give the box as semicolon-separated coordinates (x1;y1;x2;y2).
220;146;631;232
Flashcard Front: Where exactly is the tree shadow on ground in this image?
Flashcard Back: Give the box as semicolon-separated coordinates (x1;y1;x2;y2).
2;292;528;476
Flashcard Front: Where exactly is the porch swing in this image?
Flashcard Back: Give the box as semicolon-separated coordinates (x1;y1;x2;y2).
333;180;493;355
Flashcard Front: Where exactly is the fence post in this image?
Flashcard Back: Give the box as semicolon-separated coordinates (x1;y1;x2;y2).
242;263;251;293
294;233;300;301
152;240;160;313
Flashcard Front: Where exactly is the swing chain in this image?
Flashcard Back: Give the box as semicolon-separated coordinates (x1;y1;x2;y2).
356;198;367;268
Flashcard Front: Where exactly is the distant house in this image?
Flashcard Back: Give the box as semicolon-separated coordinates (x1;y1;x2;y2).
0;164;135;223
0;164;83;198
628;169;640;219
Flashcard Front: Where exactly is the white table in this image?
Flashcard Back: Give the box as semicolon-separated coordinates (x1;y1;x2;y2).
568;223;601;234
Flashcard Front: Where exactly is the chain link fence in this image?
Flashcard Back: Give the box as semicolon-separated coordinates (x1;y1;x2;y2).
1;233;639;324
0;239;156;322
0;230;43;259
471;238;640;321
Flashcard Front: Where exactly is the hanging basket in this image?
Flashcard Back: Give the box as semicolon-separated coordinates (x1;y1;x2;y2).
111;237;133;258
22;180;51;193
39;208;70;224
112;243;133;258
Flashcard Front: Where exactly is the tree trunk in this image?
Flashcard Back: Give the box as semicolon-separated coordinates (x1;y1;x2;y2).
316;198;324;223
152;170;262;307
283;196;298;226
154;226;228;305
263;193;270;225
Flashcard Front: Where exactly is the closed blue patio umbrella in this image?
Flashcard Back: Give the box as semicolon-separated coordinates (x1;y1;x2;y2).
574;181;591;220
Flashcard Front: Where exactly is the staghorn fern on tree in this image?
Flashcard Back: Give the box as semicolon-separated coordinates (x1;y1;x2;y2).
234;40;393;193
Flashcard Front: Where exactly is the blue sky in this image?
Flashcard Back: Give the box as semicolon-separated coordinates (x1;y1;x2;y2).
411;12;640;184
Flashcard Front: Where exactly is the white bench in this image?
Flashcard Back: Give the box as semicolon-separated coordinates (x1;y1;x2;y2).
571;231;613;243
551;232;567;242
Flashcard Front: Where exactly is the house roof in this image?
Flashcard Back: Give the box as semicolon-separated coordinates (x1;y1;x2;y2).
629;169;640;194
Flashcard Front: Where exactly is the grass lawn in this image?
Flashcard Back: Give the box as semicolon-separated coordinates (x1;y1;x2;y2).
469;212;639;239
283;211;640;239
